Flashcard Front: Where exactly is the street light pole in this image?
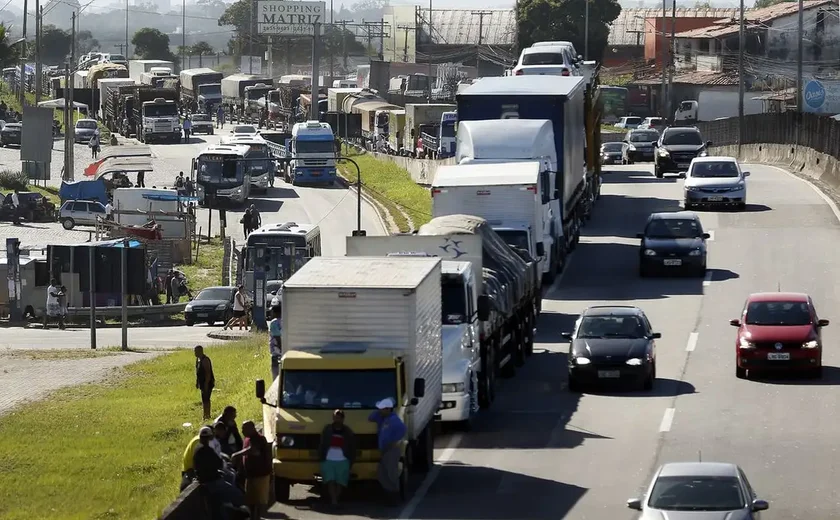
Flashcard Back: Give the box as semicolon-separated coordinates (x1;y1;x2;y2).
18;0;27;107
182;0;186;68
339;156;362;234
584;0;589;60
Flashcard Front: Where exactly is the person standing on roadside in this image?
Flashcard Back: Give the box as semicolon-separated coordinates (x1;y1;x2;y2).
241;207;253;237
224;285;249;330
11;188;20;225
195;345;215;420
215;405;244;455
44;279;65;330
217;105;225;128
249;204;261;232
319;409;355;507
232;421;273;520
183;116;192;143
269;305;282;382
136;169;145;188
368;398;406;505
89;131;100;159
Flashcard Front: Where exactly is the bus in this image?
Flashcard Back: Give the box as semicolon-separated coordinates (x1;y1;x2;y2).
222;135;274;193
192;144;252;206
599;86;629;124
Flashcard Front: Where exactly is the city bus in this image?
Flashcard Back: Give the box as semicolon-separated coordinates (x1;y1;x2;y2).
599;86;629;124
192;144;252;206
222;135;274;193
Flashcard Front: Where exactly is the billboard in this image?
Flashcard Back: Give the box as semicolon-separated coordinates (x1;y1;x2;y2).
240;56;263;75
256;1;325;36
802;77;840;115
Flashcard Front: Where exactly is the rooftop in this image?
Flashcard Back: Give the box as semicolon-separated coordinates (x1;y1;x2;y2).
676;0;834;38
608;7;739;46
632;70;739;86
425;8;516;46
658;462;740;478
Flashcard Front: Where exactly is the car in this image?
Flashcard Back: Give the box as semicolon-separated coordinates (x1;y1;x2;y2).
184;286;237;326
627;462;769;518
58;199;107;229
638;116;665;131
512;45;580;76
74;119;98;143
231;124;259;137
1;191;56;223
683;156;749;210
531;40;582;60
264;279;284;318
189;113;214;135
638;211;709;277
622;129;660;164
654;126;712;178
0;122;22;146
601;142;623;165
731;292;829;379
613;116;642;129
563;306;659;392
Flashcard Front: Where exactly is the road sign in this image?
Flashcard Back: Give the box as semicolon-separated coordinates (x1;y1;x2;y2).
256;1;325;36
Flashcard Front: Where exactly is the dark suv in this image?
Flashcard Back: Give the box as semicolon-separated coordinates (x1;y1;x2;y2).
654;127;712;178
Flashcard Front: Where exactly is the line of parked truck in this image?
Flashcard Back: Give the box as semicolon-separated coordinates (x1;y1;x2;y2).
252;62;606;501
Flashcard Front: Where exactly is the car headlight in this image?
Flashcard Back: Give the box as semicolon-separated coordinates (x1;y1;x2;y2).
625;358;643;366
575;356;591;365
185;304;193;312
698;150;708;157
235;188;242;194
279;435;295;447
628;144;636;151
644;249;657;256
739;338;755;349
442;382;466;393
657;148;669;157
688;249;702;256
216;304;227;311
803;340;819;349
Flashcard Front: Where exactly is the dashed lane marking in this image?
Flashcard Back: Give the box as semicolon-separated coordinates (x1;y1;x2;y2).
686;332;699;352
659;408;676;433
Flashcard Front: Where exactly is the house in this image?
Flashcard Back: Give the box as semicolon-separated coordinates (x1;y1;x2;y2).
644;8;739;67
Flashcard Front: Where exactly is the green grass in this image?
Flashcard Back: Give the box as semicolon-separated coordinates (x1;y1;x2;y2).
0;336;269;520
339;145;432;232
177;237;226;293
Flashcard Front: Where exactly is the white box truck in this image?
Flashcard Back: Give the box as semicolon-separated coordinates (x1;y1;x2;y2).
432;161;552;289
255;255;442;501
128;59;175;83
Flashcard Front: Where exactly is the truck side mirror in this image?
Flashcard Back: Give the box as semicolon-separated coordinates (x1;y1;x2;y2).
413;377;426;398
477;294;490;321
536;242;545;257
255;379;266;400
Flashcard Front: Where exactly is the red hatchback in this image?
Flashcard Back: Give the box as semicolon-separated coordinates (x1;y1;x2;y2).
731;292;829;379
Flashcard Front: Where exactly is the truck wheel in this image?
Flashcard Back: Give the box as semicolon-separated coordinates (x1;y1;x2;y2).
274;478;291;503
413;425;434;473
478;348;496;409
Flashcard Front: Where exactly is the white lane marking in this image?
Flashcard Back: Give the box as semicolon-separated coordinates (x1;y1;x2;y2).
703;271;713;286
706;229;715;241
396;432;463;520
761;164;840;223
659;408;676;432
686;332;699;352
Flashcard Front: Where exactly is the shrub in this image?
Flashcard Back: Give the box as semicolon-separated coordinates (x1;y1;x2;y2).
0;170;27;191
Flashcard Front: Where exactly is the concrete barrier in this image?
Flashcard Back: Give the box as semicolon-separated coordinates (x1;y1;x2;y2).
159;482;209;520
366;151;456;186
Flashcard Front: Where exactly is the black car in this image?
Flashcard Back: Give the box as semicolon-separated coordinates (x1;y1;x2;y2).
184;286;236;326
638;211;709;277
0;191;56;222
601;142;623;165
1;122;22;146
622;129;660;164
563;306;659;391
653;126;712;178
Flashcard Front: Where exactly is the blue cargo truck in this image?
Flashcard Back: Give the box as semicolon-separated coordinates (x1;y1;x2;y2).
457;75;588;268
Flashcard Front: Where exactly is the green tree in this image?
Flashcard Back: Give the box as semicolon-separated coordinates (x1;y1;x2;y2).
76;29;99;55
40;24;72;65
753;0;792;8
516;0;621;62
131;27;177;61
0;23;18;68
191;41;214;55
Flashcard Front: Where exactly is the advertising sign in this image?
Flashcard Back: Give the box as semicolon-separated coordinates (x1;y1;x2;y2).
802;77;840;114
256;1;325;36
240;56;263;75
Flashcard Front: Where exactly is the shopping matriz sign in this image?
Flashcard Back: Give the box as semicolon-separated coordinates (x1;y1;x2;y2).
257;1;325;36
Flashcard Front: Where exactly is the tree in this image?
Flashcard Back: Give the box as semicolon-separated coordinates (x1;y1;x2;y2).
0;23;18;68
132;27;177;61
191;41;214;55
754;0;792;8
76;29;99;55
40;24;72;65
516;0;621;62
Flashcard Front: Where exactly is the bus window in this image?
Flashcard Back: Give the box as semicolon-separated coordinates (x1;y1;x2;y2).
222;159;238;179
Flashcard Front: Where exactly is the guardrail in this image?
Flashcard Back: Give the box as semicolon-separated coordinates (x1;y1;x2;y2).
696;112;839;156
65;302;187;319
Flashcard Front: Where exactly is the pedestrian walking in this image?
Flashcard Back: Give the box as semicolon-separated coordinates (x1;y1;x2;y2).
136;170;145;188
368;398;406;504
319;409;355;507
249;204;261;231
217;105;225;128
194;345;215;420
183;116;192;143
164;269;175;304
10;188;20;225
184;177;194;197
269;305;282;382
59;285;68;322
104;200;113;220
224;285;249;331
175;173;185;195
44;279;65;330
232;421;272;520
241;208;253;237
89;131;100;159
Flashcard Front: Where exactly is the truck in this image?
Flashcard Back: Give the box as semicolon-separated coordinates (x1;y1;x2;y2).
221;74;271;107
127;86;180;143
285;121;337;186
675;91;764;122
403;103;456;151
73;70;88;89
344;239;483;426
328;87;363;112
455;119;563;282
432;161;552;293
86;63;128;89
140;70;175;87
255;255;442;501
243;83;274;125
98;78;135;122
457;75;592;270
388;109;406;153
128;60;174;83
420;111;457;159
179;68;223;113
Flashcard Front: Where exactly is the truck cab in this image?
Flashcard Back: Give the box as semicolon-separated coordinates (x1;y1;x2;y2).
675;100;698;123
288;121;337;186
139;97;180;143
197;83;222;113
192;144;252;205
244;83;274;122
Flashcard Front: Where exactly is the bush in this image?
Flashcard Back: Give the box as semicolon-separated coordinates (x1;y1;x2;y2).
0;170;27;191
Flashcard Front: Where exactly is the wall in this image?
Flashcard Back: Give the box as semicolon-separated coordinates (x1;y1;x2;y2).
766;8;840;62
158;482;209;520
603;46;644;67
644;17;725;66
371;152;456;186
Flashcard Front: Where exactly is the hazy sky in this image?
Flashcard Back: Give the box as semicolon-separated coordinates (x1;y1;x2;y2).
2;0;518;12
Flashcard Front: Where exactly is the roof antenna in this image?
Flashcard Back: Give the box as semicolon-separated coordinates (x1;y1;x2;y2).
698;450;702;462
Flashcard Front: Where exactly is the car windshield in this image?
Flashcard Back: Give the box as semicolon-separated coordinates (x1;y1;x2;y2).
648;475;745;511
630;131;658;142
645;218;702;239
691;161;739;178
577;315;646;339
76;121;97;129
234;126;257;134
192;115;211;122
196;288;233;301
603;143;623;152
663;130;703;146
624;117;641;125
745;301;812;326
647;118;664;125
281;369;396;409
522;52;567;66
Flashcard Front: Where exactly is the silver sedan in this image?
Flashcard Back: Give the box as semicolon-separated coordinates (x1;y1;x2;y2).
627;462;769;519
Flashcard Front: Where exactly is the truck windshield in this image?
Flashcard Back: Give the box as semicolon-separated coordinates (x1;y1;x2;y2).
442;277;467;325
441;124;456;138
281;369;397;409
144;104;177;117
296;140;335;154
199;84;221;96
247;89;271;101
494;229;530;252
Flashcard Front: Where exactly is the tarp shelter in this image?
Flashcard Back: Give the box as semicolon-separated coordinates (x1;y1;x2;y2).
83;144;153;177
38;98;89;110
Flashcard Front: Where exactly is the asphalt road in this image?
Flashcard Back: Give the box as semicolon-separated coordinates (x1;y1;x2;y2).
262;162;840;520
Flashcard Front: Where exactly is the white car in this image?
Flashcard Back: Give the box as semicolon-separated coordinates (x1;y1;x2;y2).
230;124;259;138
512;45;580;77
683;156;749;210
614;116;642;129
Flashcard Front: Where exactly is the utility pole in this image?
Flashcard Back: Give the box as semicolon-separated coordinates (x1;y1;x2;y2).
427;0;433;102
310;22;320;120
63;63;70;181
397;24;416;63
668;0;676;119
125;0;129;58
68;11;75;180
738;0;745;151
329;0;333;81
379;18;385;59
181;0;186;68
248;0;254;68
18;0;27;107
116;43;127;55
471;10;492;45
267;36;273;78
35;0;41;103
796;0;804;114
660;0;667;118
584;0;589;60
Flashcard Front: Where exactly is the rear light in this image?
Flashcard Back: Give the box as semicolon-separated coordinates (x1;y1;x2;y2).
431;188;444;197
515;69;524;76
521;185;537;193
562;69;570;76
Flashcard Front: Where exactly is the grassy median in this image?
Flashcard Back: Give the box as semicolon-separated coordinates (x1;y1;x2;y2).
177;237;226;294
338;145;432;232
0;336;269;520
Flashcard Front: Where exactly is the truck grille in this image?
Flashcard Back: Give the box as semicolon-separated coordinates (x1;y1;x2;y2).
279;433;379;452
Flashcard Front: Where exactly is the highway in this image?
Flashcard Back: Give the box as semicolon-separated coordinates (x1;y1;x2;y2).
265;162;840;520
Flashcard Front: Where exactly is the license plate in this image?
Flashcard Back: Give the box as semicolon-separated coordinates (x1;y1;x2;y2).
311;171;321;176
598;370;621;378
767;352;790;360
196;313;208;318
663;259;682;266
678;163;690;168
706;196;723;201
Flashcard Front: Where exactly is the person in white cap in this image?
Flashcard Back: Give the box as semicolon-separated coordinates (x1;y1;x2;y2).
368;397;406;504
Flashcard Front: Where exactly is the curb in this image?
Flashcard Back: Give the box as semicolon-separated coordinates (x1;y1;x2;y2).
335;174;396;234
206;329;254;341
